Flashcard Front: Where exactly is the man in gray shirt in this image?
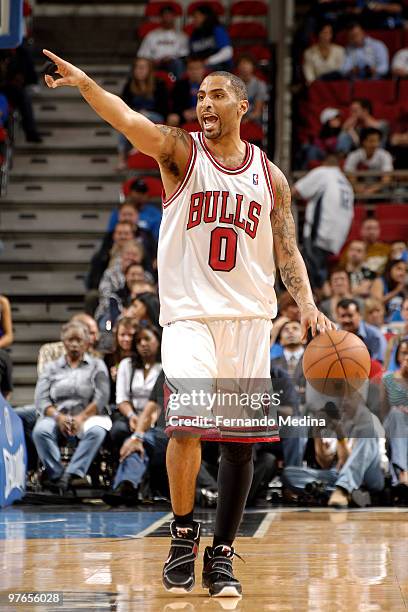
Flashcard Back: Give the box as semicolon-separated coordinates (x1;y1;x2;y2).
33;321;111;492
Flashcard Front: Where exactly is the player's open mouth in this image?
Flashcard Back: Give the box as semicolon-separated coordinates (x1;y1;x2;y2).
203;115;218;128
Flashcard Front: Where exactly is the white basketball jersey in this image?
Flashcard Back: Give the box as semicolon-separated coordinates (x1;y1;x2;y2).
158;132;277;326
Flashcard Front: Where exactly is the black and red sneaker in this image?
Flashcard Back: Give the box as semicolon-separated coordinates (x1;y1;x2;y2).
202;544;243;597
162;521;200;593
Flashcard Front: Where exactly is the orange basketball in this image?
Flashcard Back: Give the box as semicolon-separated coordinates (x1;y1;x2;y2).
302;329;371;396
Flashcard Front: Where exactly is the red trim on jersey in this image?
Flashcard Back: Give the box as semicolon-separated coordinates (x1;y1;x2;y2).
199;132;254;175
162;136;197;209
260;150;274;211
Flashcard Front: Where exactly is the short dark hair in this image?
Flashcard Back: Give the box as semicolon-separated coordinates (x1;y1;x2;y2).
330;267;348;279
336;298;360;312
236;54;256;68
159;5;176;16
360;127;382;143
352;98;372;114
347;20;363;31
119;200;138;211
208;71;248;101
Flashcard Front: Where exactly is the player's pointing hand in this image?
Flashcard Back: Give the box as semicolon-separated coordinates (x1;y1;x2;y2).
43;49;87;89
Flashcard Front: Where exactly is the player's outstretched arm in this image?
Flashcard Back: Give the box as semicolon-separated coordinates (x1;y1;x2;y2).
42;49;191;166
269;161;335;339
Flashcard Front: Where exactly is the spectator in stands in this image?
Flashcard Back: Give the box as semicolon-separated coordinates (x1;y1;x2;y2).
123;292;160;329
0;294;13;349
390;109;408;170
283;395;386;508
0;349;12;400
271;320;307;409
167;56;206;127
33;321;111;492
359;217;391;273
137;5;188;78
301;107;343;167
320;268;363;321
303;22;345;85
117;58;169;170
37;313;100;374
384;296;408;370
372;259;408;322
104;317;139;408
390;241;408;263
189;4;233;71
293;153;354;289
344;127;393;196
336;297;387;361
105;325;162;503
95;242;145;329
391;47;408;77
338;98;388;155
381;338;408;487
352;1;403;30
342;240;382;298
104;201;156;269
341;22;389;79
86;221;135;291
116;263;154;311
126;179;162;241
236;55;268;125
364;297;386;328
0;48;42;142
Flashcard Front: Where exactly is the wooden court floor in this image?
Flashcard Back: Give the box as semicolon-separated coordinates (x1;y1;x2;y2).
1;508;407;611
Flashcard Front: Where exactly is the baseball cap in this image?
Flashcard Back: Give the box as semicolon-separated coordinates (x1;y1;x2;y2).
320;107;341;125
129;178;148;193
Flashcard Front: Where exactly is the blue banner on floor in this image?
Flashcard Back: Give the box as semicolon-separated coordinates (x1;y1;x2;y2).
0;394;27;507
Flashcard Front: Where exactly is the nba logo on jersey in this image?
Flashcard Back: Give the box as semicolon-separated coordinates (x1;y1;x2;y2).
253;174;258;185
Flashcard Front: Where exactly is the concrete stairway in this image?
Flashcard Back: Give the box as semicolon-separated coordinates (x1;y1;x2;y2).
1;4;147;404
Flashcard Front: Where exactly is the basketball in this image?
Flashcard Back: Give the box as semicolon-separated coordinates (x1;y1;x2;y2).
302;329;371;396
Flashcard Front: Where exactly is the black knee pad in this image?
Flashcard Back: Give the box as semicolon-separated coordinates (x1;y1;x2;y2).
220;442;253;465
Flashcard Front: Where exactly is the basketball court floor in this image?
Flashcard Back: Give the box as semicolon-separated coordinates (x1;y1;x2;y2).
1;506;407;611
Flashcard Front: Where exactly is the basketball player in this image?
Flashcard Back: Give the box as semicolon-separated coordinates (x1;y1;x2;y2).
43;49;334;598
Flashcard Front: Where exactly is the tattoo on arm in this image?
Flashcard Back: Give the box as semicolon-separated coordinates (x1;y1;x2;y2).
270;162;315;309
157;125;190;179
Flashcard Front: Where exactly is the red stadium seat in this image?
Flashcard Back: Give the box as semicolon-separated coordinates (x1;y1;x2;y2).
155;70;176;91
234;45;271;64
231;1;267;16
309;80;352;107
145;1;182;17
398;79;408;105
353;80;396;105
182;121;201;132
366;29;403;59
127;152;159;171
229;22;267;40
240;121;264;142
141;176;163;197
183;23;195;36
376;204;408;241
0;127;8;142
138;22;161;39
403;29;408;48
187;1;225;16
372;102;400;122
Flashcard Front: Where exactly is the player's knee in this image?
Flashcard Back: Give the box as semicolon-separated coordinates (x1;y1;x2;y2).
220;442;253;465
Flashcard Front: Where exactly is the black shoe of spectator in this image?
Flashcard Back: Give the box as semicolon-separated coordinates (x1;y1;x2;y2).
351;489;371;508
102;481;137;507
26;131;43;143
202;545;243;597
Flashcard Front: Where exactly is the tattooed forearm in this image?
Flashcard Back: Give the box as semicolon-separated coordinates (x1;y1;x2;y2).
269;161;315;309
157;125;190;178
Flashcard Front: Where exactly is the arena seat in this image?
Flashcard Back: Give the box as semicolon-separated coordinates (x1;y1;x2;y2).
138;22;161;39
366;29;403;59
145;1;182;17
231;1;268;16
376;204;408;241
229;22;267;41
372;102;400;122
309;80;352;107
187;1;225;16
403;28;408;48
353;80;396;105
127;151;159;171
155;70;176;91
398;79;408;106
233;45;271;64
182;121;201;133
240;121;264;142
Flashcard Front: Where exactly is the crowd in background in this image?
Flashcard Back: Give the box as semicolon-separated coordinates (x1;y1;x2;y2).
0;2;407;509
